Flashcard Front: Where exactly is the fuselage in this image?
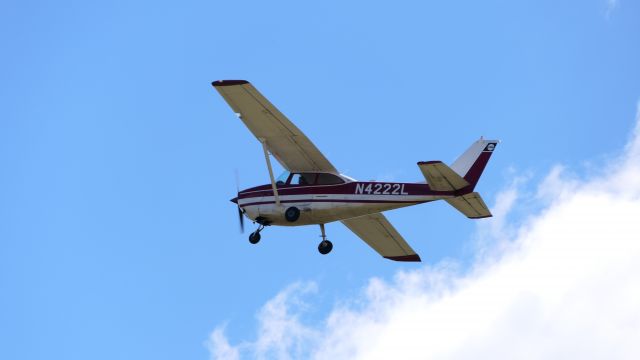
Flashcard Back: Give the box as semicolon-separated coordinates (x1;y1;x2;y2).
233;174;464;226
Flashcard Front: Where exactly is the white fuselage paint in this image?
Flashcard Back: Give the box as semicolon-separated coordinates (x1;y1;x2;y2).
238;192;452;226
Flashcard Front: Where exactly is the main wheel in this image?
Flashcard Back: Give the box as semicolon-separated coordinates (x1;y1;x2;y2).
249;231;261;244
318;240;333;255
284;206;300;222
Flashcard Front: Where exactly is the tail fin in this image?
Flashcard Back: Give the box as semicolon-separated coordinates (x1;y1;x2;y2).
450;138;499;190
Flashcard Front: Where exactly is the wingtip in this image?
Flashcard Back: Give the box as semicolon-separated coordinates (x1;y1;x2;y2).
211;80;249;87
384;254;422;262
470;214;492;219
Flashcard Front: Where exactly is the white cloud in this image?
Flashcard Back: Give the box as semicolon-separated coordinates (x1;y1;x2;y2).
209;103;640;359
208;282;320;360
251;282;319;360
207;326;240;360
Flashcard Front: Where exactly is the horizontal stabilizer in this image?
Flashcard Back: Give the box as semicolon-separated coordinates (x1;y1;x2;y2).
418;161;470;191
445;192;492;219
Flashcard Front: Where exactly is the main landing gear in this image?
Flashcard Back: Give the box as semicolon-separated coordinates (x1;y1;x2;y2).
318;224;333;255
248;220;333;257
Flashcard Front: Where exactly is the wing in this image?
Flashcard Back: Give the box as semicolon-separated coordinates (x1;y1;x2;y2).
341;213;421;262
212;80;338;173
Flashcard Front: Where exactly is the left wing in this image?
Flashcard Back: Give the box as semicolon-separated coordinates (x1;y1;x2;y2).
341;213;421;262
212;80;338;173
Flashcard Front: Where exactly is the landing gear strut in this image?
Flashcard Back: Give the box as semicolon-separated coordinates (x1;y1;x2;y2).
249;224;264;244
318;224;333;255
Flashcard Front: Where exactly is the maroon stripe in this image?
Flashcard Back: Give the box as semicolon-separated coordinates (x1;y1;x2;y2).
238;182;457;199
417;161;442;165
463;152;492;189
239;199;426;207
384;254;422;262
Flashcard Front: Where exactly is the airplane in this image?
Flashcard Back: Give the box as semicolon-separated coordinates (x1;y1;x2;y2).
212;80;498;262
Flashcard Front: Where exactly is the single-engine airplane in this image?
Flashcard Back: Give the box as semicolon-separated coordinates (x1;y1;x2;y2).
212;80;498;262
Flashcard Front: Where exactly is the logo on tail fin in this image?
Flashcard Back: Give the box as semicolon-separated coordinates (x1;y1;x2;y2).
484;143;497;152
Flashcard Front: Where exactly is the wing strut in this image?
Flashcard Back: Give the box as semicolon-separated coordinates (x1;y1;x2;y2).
260;138;281;206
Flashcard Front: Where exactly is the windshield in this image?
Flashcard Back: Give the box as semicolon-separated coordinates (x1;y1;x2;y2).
275;171;290;186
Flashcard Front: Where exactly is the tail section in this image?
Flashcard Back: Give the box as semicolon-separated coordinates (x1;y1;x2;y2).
418;161;470;191
450;138;498;190
418;138;498;219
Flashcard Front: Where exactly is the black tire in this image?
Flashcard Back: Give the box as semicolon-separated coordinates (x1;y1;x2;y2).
318;240;333;255
249;231;261;244
284;206;300;222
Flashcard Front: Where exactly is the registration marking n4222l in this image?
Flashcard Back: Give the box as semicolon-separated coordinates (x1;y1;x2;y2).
355;183;409;195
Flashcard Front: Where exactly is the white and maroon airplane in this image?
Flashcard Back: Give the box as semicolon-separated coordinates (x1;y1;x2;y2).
212;80;498;262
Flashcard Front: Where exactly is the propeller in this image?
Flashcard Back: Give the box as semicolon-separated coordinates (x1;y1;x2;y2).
238;206;245;233
235;169;245;233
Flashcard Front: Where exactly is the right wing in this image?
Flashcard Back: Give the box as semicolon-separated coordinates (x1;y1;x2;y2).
341;213;421;262
212;80;338;173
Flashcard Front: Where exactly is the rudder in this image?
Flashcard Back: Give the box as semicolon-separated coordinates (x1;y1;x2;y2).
450;139;498;190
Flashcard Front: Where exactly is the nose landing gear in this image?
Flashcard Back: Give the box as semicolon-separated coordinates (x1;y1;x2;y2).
318;224;333;255
249;224;265;244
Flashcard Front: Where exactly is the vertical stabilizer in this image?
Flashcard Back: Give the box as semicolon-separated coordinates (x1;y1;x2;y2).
450;139;498;190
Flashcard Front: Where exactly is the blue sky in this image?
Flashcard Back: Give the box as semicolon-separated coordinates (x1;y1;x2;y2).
2;1;640;359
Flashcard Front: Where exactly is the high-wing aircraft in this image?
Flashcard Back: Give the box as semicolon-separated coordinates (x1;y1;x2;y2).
212;80;498;262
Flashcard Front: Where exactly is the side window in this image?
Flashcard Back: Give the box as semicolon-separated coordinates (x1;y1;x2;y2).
289;173;317;186
300;173;316;185
290;174;302;185
316;173;344;185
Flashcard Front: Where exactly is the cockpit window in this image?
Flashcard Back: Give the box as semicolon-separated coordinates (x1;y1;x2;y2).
275;171;290;186
290;173;317;186
281;172;345;186
316;173;345;185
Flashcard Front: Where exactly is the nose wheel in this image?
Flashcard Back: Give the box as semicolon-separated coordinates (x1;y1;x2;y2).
318;224;333;255
249;224;265;244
